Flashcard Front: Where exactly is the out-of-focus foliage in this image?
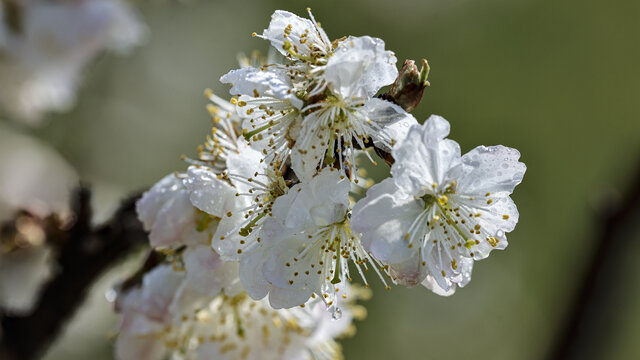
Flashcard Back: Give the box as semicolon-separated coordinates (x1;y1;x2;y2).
20;0;640;359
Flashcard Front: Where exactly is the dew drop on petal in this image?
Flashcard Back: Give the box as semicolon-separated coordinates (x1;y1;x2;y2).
331;306;343;320
105;288;117;303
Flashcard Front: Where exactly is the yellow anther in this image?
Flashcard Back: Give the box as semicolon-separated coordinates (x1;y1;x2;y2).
486;236;498;247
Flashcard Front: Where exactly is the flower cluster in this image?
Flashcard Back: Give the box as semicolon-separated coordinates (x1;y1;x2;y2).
115;8;526;359
115;172;367;360
116;263;366;360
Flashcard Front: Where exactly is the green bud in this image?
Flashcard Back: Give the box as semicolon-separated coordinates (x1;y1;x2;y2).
387;59;430;112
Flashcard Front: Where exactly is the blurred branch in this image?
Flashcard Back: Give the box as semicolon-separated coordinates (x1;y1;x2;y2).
548;157;640;360
0;187;147;360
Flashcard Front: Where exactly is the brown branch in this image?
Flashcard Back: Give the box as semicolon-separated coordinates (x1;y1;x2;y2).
0;187;148;360
547;155;640;360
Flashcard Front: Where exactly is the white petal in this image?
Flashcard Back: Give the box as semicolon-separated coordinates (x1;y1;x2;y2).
325;36;398;98
225;140;266;193
421;257;473;296
167;281;212;319
210;202;256;260
452;145;526;197
183;246;238;297
284;169;350;229
262;10;331;57
220;67;303;108
421;274;456;296
136;174;184;231
148;190;196;248
391;115;461;195
387;249;428;287
183;166;237;218
351;178;424;264
238;249;270;300
219;67;259;96
262;233;325;291
136;173;200;248
290;123;331;183
140;265;184;322
268;286;313;309
361;98;418;152
448;196;518;259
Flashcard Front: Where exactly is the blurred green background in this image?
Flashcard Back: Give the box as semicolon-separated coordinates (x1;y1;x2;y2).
7;0;638;358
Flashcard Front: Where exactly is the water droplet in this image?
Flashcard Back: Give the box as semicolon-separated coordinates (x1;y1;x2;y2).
331;306;342;320
105;288;117;303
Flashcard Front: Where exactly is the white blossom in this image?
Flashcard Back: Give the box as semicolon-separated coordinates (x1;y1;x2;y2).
137;172;246;296
352;115;526;294
218;10;417;182
284;33;415;180
259;9;332;64
292;96;416;181
137;173;218;249
0;0;146;124
220;65;304;169
323;36;398;99
183;144;289;260
115;265;184;360
182;245;243;297
170;292;357;360
0;125;77;313
115;262;364;360
239;168;387;309
114;257;243;360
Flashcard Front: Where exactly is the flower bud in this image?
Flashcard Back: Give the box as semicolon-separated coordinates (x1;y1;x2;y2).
387;59;430;112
